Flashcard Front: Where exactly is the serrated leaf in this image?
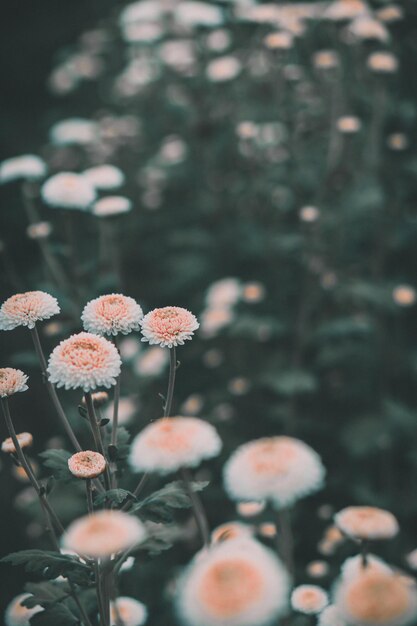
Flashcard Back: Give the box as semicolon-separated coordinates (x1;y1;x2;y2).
2;550;92;585
94;488;136;507
39;450;73;481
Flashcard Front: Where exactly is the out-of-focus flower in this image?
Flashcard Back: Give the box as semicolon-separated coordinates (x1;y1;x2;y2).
237;501;266;518
129;416;221;474
203;349;223;368
5;593;43;626
0;291;60;330
242;282;266;303
119;337;141;360
348;16;389;42
180;393;204;415
318;605;347;626
313;50;339;70
122;22;163;44
228;377;250;396
83;165;125;190
258;523;277;538
159;40;196;73
200;308;234;338
0;368;29;397
375;5;403;23
41;173;96;210
49;118;98;145
236;121;258;140
63;510;146;558
26;221;53;240
323;0;367;21
206;56;241;82
211;521;253;545
13;459;38;482
47;332;121;392
367;51;398;73
406;550;417;570
206;29;231;52
134;346;169;377
68;450;106;479
0;155;46;183
224;436;325;509
264;31;293;50
387;133;408;151
92;195;132;217
291;585;329;614
2;432;33;454
299;206;320;222
174;2;224;28
177;540;289;626
306;561;329;578
159;136;187;166
140;306;199;348
341;554;392;581
335;506;399;541
337;116;361;133
103;396;137;426
82;294;143;336
392;285;415;306
110;597;148;626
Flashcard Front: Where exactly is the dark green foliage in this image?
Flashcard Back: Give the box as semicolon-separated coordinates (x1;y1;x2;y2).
2;551;92;586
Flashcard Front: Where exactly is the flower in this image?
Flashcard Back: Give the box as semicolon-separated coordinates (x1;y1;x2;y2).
5;593;43;626
388;133;408;151
26;221;53;240
341;554;392;581
0;291;60;330
335;506;399;541
140;306;199;348
103;396;137;426
92;195;132;217
393;285;415;307
177;540;289;626
134;346;169;377
174;2;224;28
129;416;221;474
367;52;398;73
2;432;33;454
236;501;266;518
299;206;320;223
318;605;347;626
49;118;98;145
211;522;254;545
206;278;241;308
83;165;125;190
223;436;325;509
323;0;367;21
47;332;122;392
0;155;46;183
242;282;265;303
348;16;389;42
110;597;148;626
406;550;417;570
337;116;362;134
306;561;329;578
82;294;143;337
41;173;96;210
335;569;417;626
313;50;339;70
264;31;294;50
206;56;241;82
63;510;146;558
68;450;106;479
0;368;29;397
291;585;329;614
258;523;277;538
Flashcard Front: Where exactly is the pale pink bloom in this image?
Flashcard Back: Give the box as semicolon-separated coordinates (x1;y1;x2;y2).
258;523;277;538
406;549;417;570
236;501;266;518
134;346;169;377
83;165;125;190
5;593;43;626
129;416;221;474
313;50;339;70
49;118;98;145
110;597;148;626
206;279;241;308
41;173;96;210
323;0;367;21
206;56;242;82
180;394;204;415
306;560;329;578
26;221;53;240
63;510;146;558
242;282;266;303
82;293;143;336
200;307;233;337
291;585;329;614
140;306;199;348
68;450;106;479
103;396;137;426
318;605;347;626
348;16;389;42
393;285;416;307
335;506;399;541
92;195;132;217
2;432;33;454
0;368;29;397
388;133;408;151
337;116;361;133
299;206;320;222
0;291;60;330
264;31;294;50
341;554;392;581
0;155;46;184
47;332;121;392
376;5;403;23
367;51;398;73
211;522;254;545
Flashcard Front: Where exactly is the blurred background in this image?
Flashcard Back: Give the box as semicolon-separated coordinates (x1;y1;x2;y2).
2;1;417;623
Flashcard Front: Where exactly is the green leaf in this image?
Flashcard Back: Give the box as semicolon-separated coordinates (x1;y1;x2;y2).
132;480;209;522
23;581;71;607
39;450;73;481
94;488;136;507
30;603;79;626
2;550;92;585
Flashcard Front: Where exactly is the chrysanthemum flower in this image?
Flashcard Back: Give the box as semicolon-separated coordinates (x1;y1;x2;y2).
306;560;329;578
174;1;224;28
236;501;266;518
63;510;146;559
313;50;339;70
83;165;125;190
5;593;43;626
206;56;241;82
337;116;362;134
68;450;106;479
0;291;60;330
47;332;122;392
341;554;392;580
110;597;148;626
211;522;253;545
223;436;325;509
26;221;53;240
92;195;132;217
318;605;347;626
140;306;199;348
41;173;96;210
177;540;289;626
2;432;33;454
129;416;221;474
103;396;137;426
348;16;389;42
49;118;98;145
406;550;417;570
335;569;417;626
0;368;29;398
81;294;143;336
258;523;277;538
206;278;241;308
323;0;367;21
0;155;47;184
291;585;329;614
335;506;399;541
367;51;398;73
393;285;416;307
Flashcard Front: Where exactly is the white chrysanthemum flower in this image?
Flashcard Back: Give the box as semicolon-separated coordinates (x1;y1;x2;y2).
341;554;392;581
82;294;143;336
92;195;132;217
134;346;169;377
0;291;60;330
0;368;29;397
206;278;241;308
5;593;43;626
318;605;347;626
63;510;146;559
174;1;224;27
207;56;241;82
49;118;98;145
291;585;329;614
129;416;222;474
83;165;125;190
47;332;122;392
2;432;33;454
41;172;96;210
0;155;46;183
177;540;289;626
140;306;199;348
335;506;399;541
110;597;148;626
224;436;325;509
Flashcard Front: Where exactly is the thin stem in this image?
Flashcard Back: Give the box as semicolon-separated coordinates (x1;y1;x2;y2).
84;392;111;491
164;347;177;417
180;467;210;548
94;561;108;626
361;540;369;568
110;338;121;489
86;479;94;515
276;508;294;578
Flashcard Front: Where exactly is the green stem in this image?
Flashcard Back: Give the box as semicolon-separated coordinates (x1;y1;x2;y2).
164;347;176;417
276;508;294;577
84;392;111;491
180;467;210;547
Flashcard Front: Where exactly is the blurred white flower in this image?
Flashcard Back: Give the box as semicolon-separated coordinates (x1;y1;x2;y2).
83;165;125;190
0;155;46;183
207;56;241;82
5;594;43;626
92;195;132;217
41;172;96;210
110;597;148;626
175;2;224;28
49;118;98;145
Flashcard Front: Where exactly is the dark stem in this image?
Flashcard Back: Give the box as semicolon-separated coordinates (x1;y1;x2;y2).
84;392;111;491
164;347;177;417
180;467;211;548
86;479;94;515
276;508;295;578
110;338;121;489
361;540;369;568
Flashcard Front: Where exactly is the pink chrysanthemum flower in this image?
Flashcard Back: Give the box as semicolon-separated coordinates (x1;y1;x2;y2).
47;332;121;392
140;306;199;348
2;432;33;454
110;597;148;626
223;436;325;509
81;293;143;336
68;450;106;479
63;510;146;559
0;291;60;330
5;593;43;626
129;416;221;474
177;540;289;626
291;585;329;614
335;506;399;541
0;368;29;398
